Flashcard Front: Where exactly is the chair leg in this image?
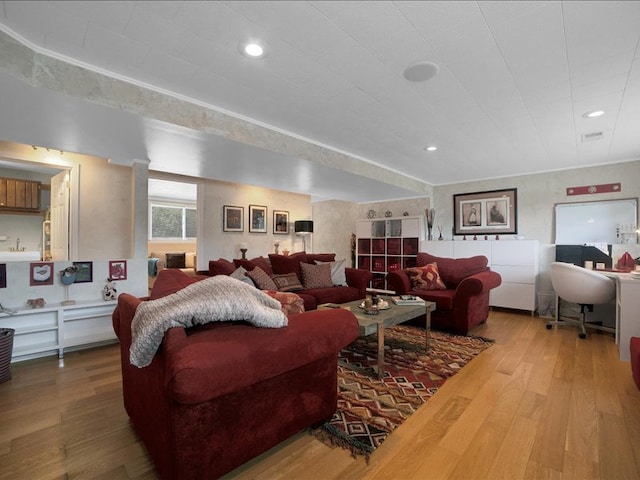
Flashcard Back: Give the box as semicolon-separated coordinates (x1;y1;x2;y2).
546;303;589;339
578;309;588;339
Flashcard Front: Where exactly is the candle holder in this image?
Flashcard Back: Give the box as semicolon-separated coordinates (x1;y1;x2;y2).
240;248;247;259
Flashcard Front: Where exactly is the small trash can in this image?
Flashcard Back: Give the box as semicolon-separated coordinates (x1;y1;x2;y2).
0;328;15;384
537;292;557;319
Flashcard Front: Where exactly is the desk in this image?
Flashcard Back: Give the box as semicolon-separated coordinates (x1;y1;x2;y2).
600;271;640;362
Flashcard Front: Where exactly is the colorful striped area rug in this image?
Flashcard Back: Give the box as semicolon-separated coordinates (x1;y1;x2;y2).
311;325;493;459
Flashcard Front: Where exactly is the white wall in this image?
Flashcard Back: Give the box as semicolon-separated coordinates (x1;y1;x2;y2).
198;179;312;270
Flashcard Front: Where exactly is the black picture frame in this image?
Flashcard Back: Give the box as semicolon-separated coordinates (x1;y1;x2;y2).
453;188;518;235
249;204;267;233
0;263;6;288
273;210;289;234
72;261;93;283
223;205;244;232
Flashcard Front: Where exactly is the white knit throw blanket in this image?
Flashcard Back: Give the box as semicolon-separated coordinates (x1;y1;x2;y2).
130;275;288;367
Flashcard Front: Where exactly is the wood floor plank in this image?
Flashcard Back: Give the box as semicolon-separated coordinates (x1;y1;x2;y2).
1;312;639;479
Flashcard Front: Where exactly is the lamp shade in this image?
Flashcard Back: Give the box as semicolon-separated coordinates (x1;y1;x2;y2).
294;220;314;234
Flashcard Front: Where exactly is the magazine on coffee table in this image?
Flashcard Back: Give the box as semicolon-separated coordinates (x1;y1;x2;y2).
391;295;426;306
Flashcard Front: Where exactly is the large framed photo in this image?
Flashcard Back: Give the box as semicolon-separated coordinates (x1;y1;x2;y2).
249;204;267;233
223;205;244;232
453;188;517;236
273;210;289;234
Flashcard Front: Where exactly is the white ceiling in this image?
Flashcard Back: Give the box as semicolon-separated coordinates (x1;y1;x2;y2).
0;1;639;202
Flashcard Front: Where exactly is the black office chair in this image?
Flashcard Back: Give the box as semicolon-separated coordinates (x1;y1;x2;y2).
546;262;616;339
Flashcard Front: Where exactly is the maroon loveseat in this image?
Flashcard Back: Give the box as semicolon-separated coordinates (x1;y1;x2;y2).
112;270;359;479
208;252;372;310
387;252;502;335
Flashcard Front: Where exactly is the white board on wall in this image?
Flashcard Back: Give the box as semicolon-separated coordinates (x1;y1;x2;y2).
554;198;638;244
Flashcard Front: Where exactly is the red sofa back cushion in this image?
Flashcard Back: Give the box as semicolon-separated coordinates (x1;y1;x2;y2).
269;252;308;280
209;258;236;276
416;252;488;287
150;269;200;299
233;256;273;276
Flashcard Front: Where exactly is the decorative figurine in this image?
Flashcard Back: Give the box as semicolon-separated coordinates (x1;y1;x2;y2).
103;278;117;301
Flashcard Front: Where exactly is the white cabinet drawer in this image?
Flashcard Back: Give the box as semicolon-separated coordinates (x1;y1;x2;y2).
491;283;536;311
491;265;535;284
491;240;537;265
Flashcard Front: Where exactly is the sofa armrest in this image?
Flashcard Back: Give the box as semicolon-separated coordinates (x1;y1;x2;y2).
345;267;373;297
386;270;412;295
454;270;502;299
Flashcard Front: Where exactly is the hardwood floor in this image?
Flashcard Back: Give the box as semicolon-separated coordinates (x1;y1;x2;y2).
1;310;639;479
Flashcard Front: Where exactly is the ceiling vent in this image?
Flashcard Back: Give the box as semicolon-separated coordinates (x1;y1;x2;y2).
581;131;604;142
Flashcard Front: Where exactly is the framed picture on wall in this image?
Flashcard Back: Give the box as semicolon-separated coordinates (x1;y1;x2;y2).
0;263;6;288
109;260;127;281
249;205;267;233
29;262;54;286
72;261;93;283
273;210;289;234
223;205;244;232
453;188;518;236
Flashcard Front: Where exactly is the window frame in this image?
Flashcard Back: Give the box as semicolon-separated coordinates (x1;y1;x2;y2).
148;200;197;241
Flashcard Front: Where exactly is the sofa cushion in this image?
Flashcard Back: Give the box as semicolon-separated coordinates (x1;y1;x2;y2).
164;310;359;404
269;252;308;279
246;267;278;290
406;263;447;291
233;256;273;276
271;273;304;292
302;286;361;306
315;259;347;286
300;262;333;289
150;269;200;300
166;253;186;269
410;288;456;311
209;258;236;276
417;253;488;287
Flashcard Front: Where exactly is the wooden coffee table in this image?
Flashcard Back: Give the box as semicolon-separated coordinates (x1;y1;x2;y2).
337;297;436;378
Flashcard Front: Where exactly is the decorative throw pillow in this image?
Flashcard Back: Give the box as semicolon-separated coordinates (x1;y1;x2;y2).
315;259;347;286
300;262;333;289
264;291;305;316
209;258;236;276
306;253;336;264
230;266;255;286
406;263;447;291
271;273;304;292
245;266;278;290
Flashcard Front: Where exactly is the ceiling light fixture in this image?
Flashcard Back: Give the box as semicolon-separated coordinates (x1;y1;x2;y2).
404;61;439;82
583;110;605;118
242;42;265;58
425;146;437;152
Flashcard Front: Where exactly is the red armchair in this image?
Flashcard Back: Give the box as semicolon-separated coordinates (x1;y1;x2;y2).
112;271;359;479
387;252;502;335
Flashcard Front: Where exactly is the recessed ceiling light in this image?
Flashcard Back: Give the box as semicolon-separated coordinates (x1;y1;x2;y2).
583;110;605;118
404;61;439;82
243;42;264;58
425;146;437;152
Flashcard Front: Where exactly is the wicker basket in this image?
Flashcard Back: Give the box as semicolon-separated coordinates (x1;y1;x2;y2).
0;328;15;384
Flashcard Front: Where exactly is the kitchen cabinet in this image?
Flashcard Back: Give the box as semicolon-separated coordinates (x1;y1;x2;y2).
0;177;41;212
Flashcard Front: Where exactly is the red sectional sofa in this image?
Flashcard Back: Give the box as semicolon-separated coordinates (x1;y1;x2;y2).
112;269;360;479
208;252;372;310
387;252;502;335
